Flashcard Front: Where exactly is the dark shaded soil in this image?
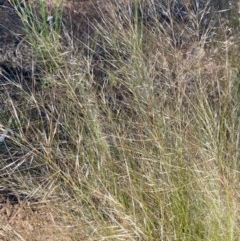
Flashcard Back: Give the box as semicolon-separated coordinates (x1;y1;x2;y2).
0;0;34;84
0;1;24;42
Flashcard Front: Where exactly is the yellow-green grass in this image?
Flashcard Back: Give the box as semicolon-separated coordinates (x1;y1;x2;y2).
1;0;240;240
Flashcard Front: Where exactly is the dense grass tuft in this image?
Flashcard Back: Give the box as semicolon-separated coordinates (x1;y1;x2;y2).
1;0;240;240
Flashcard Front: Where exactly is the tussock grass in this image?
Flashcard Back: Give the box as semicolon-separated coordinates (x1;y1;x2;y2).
1;0;240;240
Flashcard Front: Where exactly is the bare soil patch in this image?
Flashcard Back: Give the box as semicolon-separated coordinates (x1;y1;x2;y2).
0;199;84;241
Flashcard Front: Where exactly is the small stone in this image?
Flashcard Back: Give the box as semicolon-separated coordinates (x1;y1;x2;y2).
0;134;5;143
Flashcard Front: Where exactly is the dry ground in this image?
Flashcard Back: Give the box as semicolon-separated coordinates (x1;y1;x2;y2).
0;200;85;241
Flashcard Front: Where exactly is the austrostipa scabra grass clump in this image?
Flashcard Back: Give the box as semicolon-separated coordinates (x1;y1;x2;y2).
1;0;240;240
